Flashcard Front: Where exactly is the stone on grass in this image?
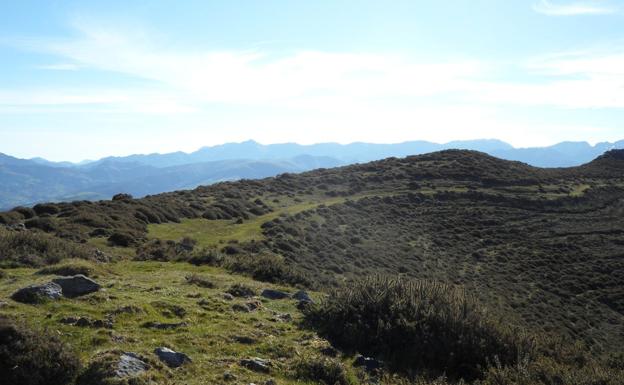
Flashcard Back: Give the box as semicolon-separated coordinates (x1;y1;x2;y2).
261;289;290;300
292;290;312;303
353;354;382;371
154;347;191;368
116;352;149;378
11;282;62;303
240;357;271;373
52;275;100;297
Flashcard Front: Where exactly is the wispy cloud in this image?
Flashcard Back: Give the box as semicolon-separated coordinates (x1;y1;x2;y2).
35;63;81;71
532;0;618;15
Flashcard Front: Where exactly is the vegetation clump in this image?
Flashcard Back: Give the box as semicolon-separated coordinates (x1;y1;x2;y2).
0;317;81;385
36;259;98;277
292;354;353;385
304;276;534;380
0;228;95;267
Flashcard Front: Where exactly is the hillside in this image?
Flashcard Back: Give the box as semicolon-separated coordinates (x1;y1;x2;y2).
2;138;623;209
1;149;623;384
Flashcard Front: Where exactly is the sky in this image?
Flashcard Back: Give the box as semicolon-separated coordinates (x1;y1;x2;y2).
1;0;624;161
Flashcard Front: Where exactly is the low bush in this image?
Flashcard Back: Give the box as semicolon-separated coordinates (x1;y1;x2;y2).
304;276;535;381
107;231;137;247
226;283;256;298
224;252;310;287
292;354;353;385
0;317;81;385
185;273;216;288
0;229;95;267
188;248;225;266
37;259;97;277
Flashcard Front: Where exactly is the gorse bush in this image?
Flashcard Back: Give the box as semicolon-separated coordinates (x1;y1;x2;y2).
0;229;95;267
36;259;98;277
304;276;535;381
0;317;81;385
224;252;311;287
292;354;353;385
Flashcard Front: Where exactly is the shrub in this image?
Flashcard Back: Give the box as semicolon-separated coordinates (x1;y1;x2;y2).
37;259;97;277
224;252;310;287
135;239;190;262
0;317;81;385
292;354;352;385
185;273;216;288
107;232;137;247
33;203;59;215
188;248;225;266
0;229;95;267
226;283;256;298
304;276;535;381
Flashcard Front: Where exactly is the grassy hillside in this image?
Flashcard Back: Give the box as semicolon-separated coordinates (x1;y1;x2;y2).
1;149;623;384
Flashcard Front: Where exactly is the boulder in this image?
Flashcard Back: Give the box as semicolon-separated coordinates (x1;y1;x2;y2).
52;275;100;297
240;357;271;373
292;290;313;303
11;282;62;303
353;354;382;371
154;347;191;368
116;352;149;378
261;289;290;300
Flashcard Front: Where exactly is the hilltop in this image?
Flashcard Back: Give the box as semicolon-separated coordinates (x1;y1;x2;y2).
2;138;623;209
1;149;623;385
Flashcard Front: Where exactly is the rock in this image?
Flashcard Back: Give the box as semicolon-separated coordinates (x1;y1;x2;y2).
292;290;312;303
52;275;100;297
261;289;290;300
154;347;191;368
223;371;237;381
296;300;312;311
353;355;382;371
246;300;262;311
11;282;62;303
142;321;188;330
59;316;80;324
276;313;292;322
233;335;257;344
60;316;113;329
240;357;271;373
116;352;149;378
232;300;262;313
222;293;235;301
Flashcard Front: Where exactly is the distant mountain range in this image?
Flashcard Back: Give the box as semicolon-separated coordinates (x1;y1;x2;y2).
1;138;622;209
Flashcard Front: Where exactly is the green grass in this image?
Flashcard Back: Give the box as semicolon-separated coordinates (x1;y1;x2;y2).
0;261;340;385
147;197;348;248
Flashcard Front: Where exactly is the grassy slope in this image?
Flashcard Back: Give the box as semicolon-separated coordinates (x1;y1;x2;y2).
0;261;347;385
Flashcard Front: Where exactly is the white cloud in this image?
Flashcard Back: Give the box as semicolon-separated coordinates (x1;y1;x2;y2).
35;63;81;70
532;0;618;15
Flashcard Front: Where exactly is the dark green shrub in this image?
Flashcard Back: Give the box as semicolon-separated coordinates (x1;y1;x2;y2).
134;239;190;261
304;276;535;380
33;203;59;215
188;248;224;266
185;273;215;288
292;354;352;385
0;317;81;385
226;283;256;298
37;260;97;277
24;217;58;232
224;252;310;287
0;229;95;267
107;232;137;247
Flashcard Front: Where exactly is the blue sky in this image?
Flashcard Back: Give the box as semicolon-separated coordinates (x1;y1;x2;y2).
1;0;624;161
